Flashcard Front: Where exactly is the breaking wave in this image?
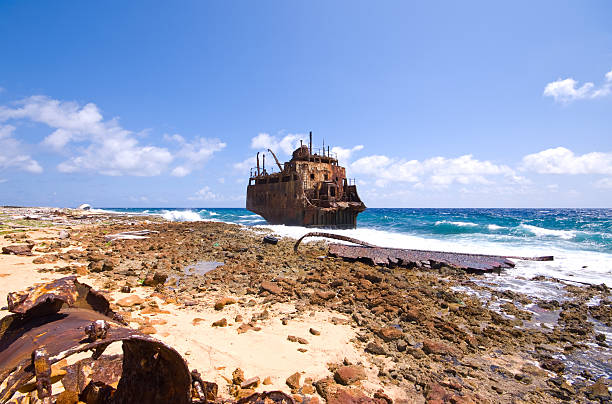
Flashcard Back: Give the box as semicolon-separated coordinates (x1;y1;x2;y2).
161;210;202;222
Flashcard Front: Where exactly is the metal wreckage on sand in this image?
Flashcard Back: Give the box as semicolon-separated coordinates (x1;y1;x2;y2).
0;276;294;404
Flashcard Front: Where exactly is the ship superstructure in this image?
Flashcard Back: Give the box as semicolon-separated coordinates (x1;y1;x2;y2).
246;132;366;228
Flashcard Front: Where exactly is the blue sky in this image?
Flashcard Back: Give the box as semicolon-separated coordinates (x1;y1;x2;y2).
1;0;611;208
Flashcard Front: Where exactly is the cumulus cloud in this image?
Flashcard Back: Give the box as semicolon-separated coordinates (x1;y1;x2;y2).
351;154;515;188
188;186;219;201
233;156;256;173
250;132;306;155
543;68;612;103
521;147;612;175
0;95;225;177
0;125;43;173
331;145;363;164
165;134;226;177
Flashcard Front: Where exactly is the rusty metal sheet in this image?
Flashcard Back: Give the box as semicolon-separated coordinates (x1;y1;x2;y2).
0;277;192;404
294;232;552;272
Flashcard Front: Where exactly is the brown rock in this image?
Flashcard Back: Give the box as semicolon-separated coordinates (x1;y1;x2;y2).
237;323;253;334
301;385;315;395
139;325;157;335
116;295;144;307
286;372;301;390
263;376;272;385
314;377;338;400
365;342;386;355
192;317;205;326
309;328;321;336
143;271;168;287
215;297;237;310
235;314;243;322
241;377;260;389
334;365;366;385
261;280;282;295
316;290;336;300
75;266;88;276
288;335;309;344
56;390;79;404
422;339;456;356
2;244;33;256
377;326;403;342
33;254;58;264
540;358;565;373
212;318;227;327
326;388;369;404
232;368;245;385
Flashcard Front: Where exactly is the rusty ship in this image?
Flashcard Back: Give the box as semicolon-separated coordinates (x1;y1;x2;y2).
246;132;366;228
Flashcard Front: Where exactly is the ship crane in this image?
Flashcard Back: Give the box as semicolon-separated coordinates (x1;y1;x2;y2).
267;149;284;172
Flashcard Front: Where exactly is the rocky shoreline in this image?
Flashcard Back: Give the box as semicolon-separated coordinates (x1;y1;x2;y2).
0;207;610;403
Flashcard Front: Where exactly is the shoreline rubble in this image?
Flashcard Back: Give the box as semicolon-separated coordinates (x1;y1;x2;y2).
0;207;610;403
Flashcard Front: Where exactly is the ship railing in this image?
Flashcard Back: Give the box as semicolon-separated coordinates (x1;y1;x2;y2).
310;147;338;161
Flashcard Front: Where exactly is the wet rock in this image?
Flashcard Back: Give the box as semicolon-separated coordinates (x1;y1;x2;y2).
540;358;565;373
212;318;227;327
365;342;386;355
585;378;610;401
334;365;366;385
286;372;301;390
2;244;33;256
116;295;144;307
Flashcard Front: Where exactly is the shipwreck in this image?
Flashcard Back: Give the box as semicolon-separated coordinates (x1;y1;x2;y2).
246;132;366;228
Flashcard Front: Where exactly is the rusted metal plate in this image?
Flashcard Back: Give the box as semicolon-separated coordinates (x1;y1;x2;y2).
0;277;192;404
330;244;518;272
294;232;552;272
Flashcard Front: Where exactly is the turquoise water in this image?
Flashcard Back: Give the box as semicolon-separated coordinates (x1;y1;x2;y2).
104;207;612;286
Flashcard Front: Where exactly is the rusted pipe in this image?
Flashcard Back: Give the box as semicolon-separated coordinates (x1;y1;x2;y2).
293;232;376;252
256;152;260;176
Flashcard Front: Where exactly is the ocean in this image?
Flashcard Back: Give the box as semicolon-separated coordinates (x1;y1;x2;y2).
103;207;612;288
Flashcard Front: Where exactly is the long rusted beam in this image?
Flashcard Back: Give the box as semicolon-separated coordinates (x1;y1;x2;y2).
294;232;553;272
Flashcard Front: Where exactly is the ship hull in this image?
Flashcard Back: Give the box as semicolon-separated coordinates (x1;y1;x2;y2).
247;183;363;228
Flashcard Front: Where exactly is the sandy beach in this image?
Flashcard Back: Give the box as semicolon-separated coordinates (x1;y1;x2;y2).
0;207;610;403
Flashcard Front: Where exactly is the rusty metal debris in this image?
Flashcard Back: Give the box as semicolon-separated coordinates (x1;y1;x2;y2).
294;232;553;272
0;277;295;404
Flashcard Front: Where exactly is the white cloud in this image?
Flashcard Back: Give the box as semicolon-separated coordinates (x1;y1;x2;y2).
166;134;226;177
521;147;612;175
250;132;306;155
331;144;363;164
188;186;219;201
351;154;515;188
543;68;612;103
0;96;225;177
0;125;43;173
233;156;256;172
0;96;173;176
